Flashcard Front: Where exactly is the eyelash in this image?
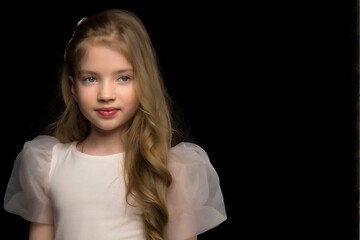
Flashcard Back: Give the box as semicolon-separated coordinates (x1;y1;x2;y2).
82;75;131;83
118;75;131;82
84;76;96;83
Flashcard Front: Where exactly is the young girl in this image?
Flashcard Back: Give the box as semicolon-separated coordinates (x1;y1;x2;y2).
4;9;227;240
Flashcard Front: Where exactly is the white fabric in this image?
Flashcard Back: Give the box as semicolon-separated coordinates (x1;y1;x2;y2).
164;142;227;240
4;135;227;240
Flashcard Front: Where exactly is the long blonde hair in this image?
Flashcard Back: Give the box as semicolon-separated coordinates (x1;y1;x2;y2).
47;9;182;240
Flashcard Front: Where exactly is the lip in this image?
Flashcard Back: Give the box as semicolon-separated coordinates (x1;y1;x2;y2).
95;107;120;117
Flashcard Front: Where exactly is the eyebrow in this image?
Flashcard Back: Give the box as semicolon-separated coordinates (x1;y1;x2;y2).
78;69;133;76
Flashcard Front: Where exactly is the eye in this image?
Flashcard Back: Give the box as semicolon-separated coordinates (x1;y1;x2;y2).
118;75;131;83
84;76;96;83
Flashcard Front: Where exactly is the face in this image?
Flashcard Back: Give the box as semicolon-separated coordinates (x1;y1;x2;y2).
71;44;139;133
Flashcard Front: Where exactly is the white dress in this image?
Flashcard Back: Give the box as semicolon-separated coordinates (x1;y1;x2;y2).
4;135;227;240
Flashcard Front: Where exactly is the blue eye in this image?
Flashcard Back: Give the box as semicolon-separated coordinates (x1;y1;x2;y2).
84;76;96;83
119;76;130;82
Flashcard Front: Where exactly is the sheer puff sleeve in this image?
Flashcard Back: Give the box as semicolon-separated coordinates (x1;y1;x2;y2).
4;135;59;224
164;142;227;240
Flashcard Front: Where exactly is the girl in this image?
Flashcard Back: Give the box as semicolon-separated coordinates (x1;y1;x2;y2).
4;9;227;240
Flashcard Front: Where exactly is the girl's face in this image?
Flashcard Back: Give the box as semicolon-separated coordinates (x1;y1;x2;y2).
71;44;139;133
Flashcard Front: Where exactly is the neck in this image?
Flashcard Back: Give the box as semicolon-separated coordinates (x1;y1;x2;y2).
82;126;127;156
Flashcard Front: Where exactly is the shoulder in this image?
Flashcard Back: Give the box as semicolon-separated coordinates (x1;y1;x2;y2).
167;142;219;188
168;142;210;165
168;142;214;175
20;135;62;165
23;135;60;151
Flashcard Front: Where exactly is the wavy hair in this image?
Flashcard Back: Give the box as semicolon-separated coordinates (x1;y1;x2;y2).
47;9;184;240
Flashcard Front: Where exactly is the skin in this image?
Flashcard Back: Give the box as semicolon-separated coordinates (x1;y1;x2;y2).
28;45;197;240
71;44;139;155
29;222;54;240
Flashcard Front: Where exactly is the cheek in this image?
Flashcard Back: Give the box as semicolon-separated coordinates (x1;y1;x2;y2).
121;88;139;108
77;88;95;107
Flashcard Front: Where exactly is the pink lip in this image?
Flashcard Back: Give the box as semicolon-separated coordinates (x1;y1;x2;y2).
95;107;119;117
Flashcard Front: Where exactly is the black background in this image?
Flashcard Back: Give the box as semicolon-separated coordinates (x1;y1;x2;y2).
1;2;238;239
1;1;359;239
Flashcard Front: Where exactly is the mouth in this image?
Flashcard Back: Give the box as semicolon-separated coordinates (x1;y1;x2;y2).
95;107;120;117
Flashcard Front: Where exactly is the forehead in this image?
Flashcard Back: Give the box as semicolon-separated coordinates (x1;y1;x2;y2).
79;44;132;72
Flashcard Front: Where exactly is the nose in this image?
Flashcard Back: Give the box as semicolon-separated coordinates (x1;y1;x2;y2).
98;80;116;102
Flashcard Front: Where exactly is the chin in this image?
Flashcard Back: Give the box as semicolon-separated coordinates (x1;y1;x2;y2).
91;121;127;132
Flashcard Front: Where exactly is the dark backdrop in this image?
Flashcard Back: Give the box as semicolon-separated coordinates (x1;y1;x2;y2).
1;1;359;240
0;3;239;239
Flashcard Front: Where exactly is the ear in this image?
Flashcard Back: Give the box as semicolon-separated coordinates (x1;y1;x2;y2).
69;76;79;102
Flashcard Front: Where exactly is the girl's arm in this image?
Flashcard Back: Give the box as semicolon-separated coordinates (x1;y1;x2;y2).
185;237;197;240
29;222;54;240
